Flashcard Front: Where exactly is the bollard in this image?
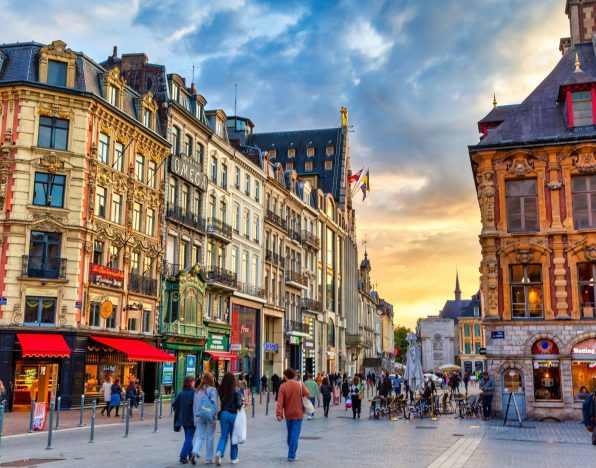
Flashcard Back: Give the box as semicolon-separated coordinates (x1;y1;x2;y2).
153;390;161;432
260;390;262;405
55;396;61;430
159;391;163;419
140;392;145;420
0;404;5;448
251;391;255;418
265;391;270;416
124;399;130;438
170;392;175;416
79;394;85;427
46;401;54;450
89;400;96;443
28;399;35;433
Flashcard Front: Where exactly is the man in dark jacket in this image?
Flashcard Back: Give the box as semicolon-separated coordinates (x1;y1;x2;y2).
271;373;281;401
173;376;196;464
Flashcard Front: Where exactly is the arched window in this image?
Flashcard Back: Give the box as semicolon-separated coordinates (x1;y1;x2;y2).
327;319;335;347
531;339;561;401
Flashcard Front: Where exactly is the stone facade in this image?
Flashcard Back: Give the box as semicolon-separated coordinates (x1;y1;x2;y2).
416;317;456;372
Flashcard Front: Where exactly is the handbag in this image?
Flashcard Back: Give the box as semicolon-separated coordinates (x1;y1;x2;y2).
301;383;315;416
231;407;247;444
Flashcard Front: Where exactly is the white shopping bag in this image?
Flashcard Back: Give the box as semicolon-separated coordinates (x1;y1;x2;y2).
231;407;247;445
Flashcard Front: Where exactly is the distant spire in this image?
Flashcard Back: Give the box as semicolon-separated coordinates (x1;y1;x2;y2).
492;93;497;109
454;269;462;302
575;52;582;72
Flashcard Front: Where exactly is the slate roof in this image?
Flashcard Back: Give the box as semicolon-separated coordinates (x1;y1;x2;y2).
471;43;596;148
248;127;347;203
439;299;472;320
477;104;520;124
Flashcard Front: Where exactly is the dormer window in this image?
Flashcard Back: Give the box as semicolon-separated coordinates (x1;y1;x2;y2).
215;119;224;138
269;149;277;159
39;40;76;88
47;60;67;87
326;146;334;156
143;109;152;128
139;92;158;131
102;68;125;109
306;147;315;157
572;91;593;126
288;148;295;158
108;85;119;106
172;84;180;102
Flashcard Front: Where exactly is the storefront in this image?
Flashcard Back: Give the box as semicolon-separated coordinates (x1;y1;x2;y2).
531;339;562;402
303;339;315;376
231;303;261;382
204;332;235;382
571;338;596;398
286;335;302;372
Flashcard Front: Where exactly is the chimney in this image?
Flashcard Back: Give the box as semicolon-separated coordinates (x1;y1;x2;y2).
565;0;596;46
120;53;149;72
190;83;196;95
112;46;118;58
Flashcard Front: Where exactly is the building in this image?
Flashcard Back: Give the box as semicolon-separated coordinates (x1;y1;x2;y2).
416;317;456;372
469;0;596;419
0;40;174;410
377;298;395;371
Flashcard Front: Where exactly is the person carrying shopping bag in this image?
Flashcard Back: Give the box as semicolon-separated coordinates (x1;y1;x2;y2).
192;373;218;465
215;372;244;466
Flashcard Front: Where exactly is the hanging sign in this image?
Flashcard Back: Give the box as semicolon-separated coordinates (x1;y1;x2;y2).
100;300;114;319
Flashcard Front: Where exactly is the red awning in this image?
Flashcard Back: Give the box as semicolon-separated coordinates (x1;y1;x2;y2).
90;336;175;363
17;333;71;358
206;351;237;361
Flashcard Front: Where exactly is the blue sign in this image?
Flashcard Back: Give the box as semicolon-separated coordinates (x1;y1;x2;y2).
186;355;197;375
491;331;505;340
0;297;6;305
75;300;82;309
264;342;279;352
162;361;174;385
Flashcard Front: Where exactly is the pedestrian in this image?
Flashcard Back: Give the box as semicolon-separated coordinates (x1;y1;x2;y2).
577;386;590;401
100;375;112;416
349;376;363;419
304;374;319;419
479;371;495;421
463;372;470;394
276;368;311;462
581;389;596;445
192;372;218;465
271;373;281;401
215;372;243;466
260;374;268;393
108;378;122;417
393;374;402;397
341;378;350;408
0;379;7;409
173;376;197;465
320;377;332;417
237;374;247;400
126;379;138;417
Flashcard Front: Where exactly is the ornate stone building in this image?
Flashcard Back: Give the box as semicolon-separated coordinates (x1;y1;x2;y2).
0;40;173;410
470;1;596;419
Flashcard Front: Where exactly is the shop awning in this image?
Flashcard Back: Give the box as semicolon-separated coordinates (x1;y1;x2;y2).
206;351;237;361
90;336;175;363
17;333;71;358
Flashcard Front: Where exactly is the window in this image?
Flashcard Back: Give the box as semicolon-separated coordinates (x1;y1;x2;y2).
503;369;523;393
255;181;260;202
286;162;294;171
128;317;138;332
305;161;313;172
220;200;227;224
95;186;107;218
245;174;251;196
184;134;192;156
254;215;260;242
242;252;249;282
474;324;481;337
572;175;596;229
572;91;593;126
233;203;240;232
251;256;257;285
287;148;295;158
464;343;471;354
179;241;188;268
98;133;110;164
222;164;228;189
327;319;335;347
191;244;200;266
326;146;334;156
510;264;543;318
325;160;333;170
269;149;276;159
111;193;122;224
146;208;155;236
105;304;117;329
306;147;315;157
24;297;56;325
194;192;201;219
47;60;67;87
578;263;596;318
211;157;218;183
244;210;250;238
474;342;481;354
142;311;151;333
113;141;125;172
108;85;119;107
181;185;189;214
89;302;101;327
148;161;157;189
172;126;180;155
131;251;140;273
533;360;562;401
215;119;224;138
235;167;241;189
38;117;68;150
172;84;179;102
505;179;538;232
196;143;204;166
109;244;119;269
464;324;470;337
133;202;142;231
209;195;216;219
231;247;238;275
93;241;103;265
33;172;65;208
144;110;152;128
169;178;177;207
135;154;145;182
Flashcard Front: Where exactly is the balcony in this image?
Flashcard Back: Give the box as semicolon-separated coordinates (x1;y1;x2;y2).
285;319;309;335
265;250;284;268
346;333;369;348
22;255;66;280
129;272;158;296
167;207;205;232
287;229;301;243
301;230;320;249
207;266;237;290
237;281;266;299
285;270;308;288
265;210;287;231
160;320;208;338
206;217;232;243
301;297;322;312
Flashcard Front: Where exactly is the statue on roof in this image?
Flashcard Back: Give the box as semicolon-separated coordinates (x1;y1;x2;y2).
341;106;348;127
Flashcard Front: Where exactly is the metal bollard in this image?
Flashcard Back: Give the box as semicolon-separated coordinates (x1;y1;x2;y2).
55;396;61;430
170;392;175;416
45;401;54;450
251;391;255;418
153;391;159;433
140;392;145;420
0;404;5;447
159;391;163;419
124;399;130;438
79;394;85;427
266;391;270;416
260;390;262;405
121;393;126;422
89;400;96;443
28;399;35;433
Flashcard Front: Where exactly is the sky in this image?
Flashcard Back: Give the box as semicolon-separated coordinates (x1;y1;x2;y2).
0;0;571;329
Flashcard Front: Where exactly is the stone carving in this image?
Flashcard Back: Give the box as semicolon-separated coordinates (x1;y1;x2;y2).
38;103;73;120
585;246;596;260
476;171;496;226
571;151;596;173
39;152;64;173
516;249;534;263
546;180;564;190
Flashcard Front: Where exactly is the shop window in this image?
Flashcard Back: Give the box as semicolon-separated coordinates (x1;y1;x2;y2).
24;297;56;325
98;133;110;164
38;117;69;151
572;338;596;398
505;179;538;232
510;264;543;319
33;172;65;208
532;339;561;401
572;91;593;126
503;369;523;393
572;175;596;229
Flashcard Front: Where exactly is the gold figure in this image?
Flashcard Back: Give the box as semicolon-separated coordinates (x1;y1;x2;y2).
575;52;582;72
341;106;348;127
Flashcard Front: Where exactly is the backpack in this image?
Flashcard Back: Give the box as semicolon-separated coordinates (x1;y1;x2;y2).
197;388;217;423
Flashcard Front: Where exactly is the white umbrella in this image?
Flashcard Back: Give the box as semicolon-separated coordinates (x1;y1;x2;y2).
438;364;461;371
394;362;405;370
404;332;424;391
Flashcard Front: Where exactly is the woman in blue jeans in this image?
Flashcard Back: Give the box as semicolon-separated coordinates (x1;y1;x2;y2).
173;376;197;464
215;372;244;466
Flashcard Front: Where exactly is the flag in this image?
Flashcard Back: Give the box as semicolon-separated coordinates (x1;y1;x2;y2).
360;182;367;201
347;168;362;184
361;169;370;192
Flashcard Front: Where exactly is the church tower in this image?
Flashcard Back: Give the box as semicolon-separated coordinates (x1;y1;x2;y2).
454;271;462;302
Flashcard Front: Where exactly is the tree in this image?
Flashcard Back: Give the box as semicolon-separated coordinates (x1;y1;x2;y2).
393;325;411;363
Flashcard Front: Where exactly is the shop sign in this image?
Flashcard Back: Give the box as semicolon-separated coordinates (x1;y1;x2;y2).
491;331;505;340
304;340;315;349
207;334;229;351
0;297;6;305
89;263;125;289
100;300;114;319
186;355;197;375
230;343;241;351
170;153;208;190
572;338;596;355
264;342;279;352
479;347;486;355
533;361;559;369
289;336;301;345
162;361;174;384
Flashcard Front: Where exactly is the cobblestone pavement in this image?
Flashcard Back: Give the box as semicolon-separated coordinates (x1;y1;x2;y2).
0;397;594;467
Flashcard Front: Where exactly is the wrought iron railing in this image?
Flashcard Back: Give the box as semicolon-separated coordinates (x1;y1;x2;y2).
129;272;158;296
237;282;266;298
265;210;287;231
301;230;320;249
207;266;237;288
285;270;308;287
285;319;309;334
301;297;322;312
206;217;232;240
22;255;66;279
167;207;205;231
